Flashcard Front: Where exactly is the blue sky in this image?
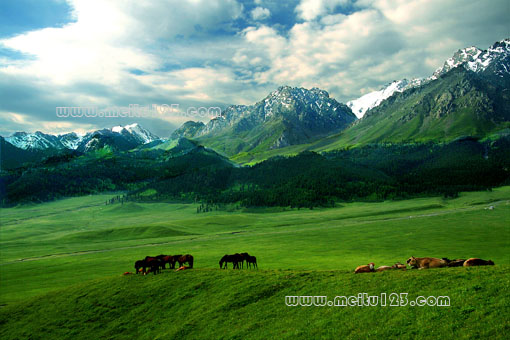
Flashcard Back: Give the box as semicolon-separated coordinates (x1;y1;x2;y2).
0;0;508;137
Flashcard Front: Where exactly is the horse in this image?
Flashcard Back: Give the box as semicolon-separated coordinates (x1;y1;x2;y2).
442;258;466;267
178;254;194;269
134;260;145;274
246;255;257;269
376;266;393;272
392;262;406;269
406;256;447;269
239;253;251;269
463;258;494;267
170;255;182;269
156;255;173;269
219;254;239;269
354;263;375;273
144;256;162;274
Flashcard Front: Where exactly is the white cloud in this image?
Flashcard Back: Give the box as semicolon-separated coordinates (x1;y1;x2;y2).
295;0;351;21
251;7;271;20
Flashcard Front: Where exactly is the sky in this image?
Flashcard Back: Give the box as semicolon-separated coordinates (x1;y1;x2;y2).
0;0;508;138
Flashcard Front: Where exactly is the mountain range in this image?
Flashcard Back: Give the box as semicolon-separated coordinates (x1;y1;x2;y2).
1;38;509;167
347;38;510;118
4;123;159;152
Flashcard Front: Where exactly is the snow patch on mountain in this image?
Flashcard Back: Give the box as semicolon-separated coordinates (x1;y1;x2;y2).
347;79;414;118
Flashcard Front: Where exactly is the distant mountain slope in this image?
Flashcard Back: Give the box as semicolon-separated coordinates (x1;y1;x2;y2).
170;121;205;139
0;136;44;170
171;86;356;156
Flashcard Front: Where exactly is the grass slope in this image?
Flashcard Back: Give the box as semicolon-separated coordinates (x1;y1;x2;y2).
0;267;509;339
0;188;509;338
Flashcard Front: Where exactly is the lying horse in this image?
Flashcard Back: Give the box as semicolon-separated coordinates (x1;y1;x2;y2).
177;254;193;269
392;262;406;270
406;256;447;269
354;263;375;273
442;258;466;267
463;258;494;267
376;266;393;272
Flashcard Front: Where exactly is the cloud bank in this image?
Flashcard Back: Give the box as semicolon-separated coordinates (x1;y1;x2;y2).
0;0;508;137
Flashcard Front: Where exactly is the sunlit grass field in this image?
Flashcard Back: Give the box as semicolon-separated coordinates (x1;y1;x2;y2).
0;188;509;339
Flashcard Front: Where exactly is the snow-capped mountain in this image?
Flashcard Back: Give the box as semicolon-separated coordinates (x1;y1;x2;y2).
173;86;356;153
347;79;423;118
348;38;510;118
58;132;84;150
3;124;159;152
5;131;66;150
111;123;158;144
431;39;510;79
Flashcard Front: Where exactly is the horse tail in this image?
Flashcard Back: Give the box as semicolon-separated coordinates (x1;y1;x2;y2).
189;255;194;269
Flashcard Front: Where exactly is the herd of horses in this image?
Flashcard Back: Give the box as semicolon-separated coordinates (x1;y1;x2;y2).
134;254;194;275
134;252;257;275
133;253;494;275
354;256;495;273
219;253;257;269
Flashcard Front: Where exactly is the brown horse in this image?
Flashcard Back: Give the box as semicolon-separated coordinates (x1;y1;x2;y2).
406;256;447;269
354;263;375;273
463;258;494;267
144;256;162;274
156;255;174;269
177;254;193;269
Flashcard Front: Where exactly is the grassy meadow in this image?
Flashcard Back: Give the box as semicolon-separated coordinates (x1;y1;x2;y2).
0;187;509;338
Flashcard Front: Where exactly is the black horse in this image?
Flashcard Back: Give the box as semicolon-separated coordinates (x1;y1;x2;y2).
246;255;257;269
171;255;182;269
134;260;145;274
219;254;242;269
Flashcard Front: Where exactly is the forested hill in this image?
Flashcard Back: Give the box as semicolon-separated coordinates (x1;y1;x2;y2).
2;136;509;208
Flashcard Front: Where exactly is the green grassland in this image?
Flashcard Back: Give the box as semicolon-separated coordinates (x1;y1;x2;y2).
1;188;509;339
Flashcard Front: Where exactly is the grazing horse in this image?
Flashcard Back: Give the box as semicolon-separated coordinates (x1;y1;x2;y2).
170;255;182;269
144;256;162;275
354;263;375;273
246;255;257;269
406;256;447;269
178;254;194;269
239;253;251;269
134;260;145;274
463;258;494;267
219;254;239;269
156;255;172;269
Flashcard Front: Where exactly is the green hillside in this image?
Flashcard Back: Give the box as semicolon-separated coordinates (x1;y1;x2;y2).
1;267;508;340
